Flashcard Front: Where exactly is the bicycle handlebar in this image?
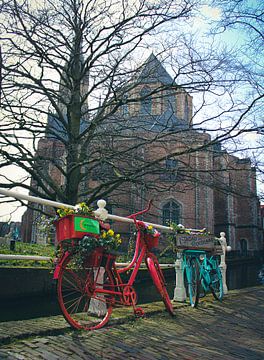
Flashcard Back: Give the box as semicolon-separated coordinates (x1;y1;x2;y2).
127;200;153;219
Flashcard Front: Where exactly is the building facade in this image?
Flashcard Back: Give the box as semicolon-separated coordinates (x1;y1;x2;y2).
21;54;263;256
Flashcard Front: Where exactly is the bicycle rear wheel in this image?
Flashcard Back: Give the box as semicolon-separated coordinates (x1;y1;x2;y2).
57;253;115;330
209;265;223;301
184;257;200;308
146;255;174;316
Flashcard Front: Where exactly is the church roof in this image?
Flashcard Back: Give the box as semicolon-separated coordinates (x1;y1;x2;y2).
136;53;175;86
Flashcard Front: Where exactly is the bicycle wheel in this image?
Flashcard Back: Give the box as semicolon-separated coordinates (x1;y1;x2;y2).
209;265;223;301
146;255;174;316
57;253;115;330
184;257;200;308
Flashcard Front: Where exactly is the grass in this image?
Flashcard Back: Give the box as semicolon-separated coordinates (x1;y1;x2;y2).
0;242;175;268
0;242;56;268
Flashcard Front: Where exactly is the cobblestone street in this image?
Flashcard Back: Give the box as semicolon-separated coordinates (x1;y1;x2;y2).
0;286;263;359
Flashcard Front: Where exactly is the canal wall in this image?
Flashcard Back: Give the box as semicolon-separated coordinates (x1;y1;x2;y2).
0;257;262;300
0;267;175;300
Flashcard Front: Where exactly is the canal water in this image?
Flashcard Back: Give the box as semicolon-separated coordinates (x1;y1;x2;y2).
0;260;263;322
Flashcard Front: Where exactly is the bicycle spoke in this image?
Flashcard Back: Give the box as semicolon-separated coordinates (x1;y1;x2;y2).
57;253;114;330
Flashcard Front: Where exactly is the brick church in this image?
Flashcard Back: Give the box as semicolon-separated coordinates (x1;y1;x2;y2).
21;54;263;256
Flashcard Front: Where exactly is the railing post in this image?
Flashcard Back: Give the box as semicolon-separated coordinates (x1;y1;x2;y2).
173;251;186;302
218;232;228;294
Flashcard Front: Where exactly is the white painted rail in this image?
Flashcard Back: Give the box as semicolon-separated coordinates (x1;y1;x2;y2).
0;188;174;233
0;254;174;269
0;254;51;261
0;188;229;297
0;189;204;233
0;188;75;210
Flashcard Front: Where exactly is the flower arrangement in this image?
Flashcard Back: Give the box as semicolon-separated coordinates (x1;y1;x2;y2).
171;223;191;234
170;223;208;235
136;223;160;250
166;223;215;254
56;202;122;255
78;229;122;256
137;222;159;237
57;202;94;218
145;224;159;237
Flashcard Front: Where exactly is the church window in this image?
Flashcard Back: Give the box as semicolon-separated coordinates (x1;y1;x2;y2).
184;95;189;121
140;87;152;115
174;95;177;116
122;103;129;116
160;158;178;181
166;158;177;170
121;94;129;117
162;200;181;226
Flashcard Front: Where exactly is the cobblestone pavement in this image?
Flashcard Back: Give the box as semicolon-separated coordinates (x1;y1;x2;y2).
0;286;263;359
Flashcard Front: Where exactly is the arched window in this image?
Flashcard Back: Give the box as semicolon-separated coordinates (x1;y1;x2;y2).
140;86;152;115
162;200;181;226
121;94;129;117
122;103;129;117
174;95;177;116
240;239;248;256
165;90;177;116
184;95;189;121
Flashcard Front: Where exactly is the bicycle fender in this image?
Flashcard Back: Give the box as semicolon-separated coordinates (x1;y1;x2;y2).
53;252;69;279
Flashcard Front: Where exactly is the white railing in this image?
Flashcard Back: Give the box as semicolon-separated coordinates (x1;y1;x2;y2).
173;232;231;302
0;188;230;298
0;253;174;269
0;254;51;261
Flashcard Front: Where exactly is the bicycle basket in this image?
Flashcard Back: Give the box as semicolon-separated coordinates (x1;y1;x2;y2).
55;214;100;243
83;248;117;269
83;247;104;268
144;233;159;250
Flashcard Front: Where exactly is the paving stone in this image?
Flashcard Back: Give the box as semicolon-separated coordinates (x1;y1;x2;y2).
0;286;263;359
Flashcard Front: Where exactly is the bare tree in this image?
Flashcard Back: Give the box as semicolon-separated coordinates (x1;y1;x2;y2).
210;0;264;198
0;0;262;216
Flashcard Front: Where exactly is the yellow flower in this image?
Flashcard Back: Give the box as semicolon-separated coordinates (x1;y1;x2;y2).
107;229;114;237
147;225;153;230
116;234;121;239
102;231;107;239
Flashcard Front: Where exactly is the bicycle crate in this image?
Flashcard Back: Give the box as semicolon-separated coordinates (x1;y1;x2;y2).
83;247;104;268
145;232;159;250
55;214;100;243
83;248;117;268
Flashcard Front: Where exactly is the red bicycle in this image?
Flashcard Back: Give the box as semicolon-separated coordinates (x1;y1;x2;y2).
54;202;174;330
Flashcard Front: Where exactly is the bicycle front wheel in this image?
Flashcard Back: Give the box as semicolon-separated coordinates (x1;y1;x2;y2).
210;266;223;301
184;257;200;308
146;255;174;316
57;253;115;330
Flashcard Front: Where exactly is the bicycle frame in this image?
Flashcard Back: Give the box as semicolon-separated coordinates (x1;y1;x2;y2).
199;253;212;292
90;234;148;305
182;249;223;306
90;203;161;307
199;253;222;294
54;218;151;308
56;201;174;330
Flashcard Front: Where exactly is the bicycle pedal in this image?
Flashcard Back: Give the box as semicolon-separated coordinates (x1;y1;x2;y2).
134;307;145;318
